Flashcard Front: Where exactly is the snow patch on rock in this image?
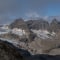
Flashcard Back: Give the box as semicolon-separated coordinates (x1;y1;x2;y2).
31;29;56;39
11;28;26;36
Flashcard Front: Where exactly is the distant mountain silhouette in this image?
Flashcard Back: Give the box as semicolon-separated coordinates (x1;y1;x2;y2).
9;18;29;30
50;18;60;32
9;18;60;32
26;19;49;30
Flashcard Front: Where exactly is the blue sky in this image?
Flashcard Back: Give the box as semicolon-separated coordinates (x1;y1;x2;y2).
0;0;60;24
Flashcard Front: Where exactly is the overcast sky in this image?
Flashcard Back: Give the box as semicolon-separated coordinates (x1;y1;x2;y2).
0;0;60;24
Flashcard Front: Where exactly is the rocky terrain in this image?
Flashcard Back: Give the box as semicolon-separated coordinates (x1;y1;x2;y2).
0;39;31;60
1;39;60;60
26;19;49;30
0;18;60;55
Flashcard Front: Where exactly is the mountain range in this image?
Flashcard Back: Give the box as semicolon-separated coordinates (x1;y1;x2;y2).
0;18;60;55
9;18;60;32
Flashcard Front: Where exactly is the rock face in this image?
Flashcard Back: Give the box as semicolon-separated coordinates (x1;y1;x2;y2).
49;48;60;55
0;39;31;60
8;18;60;32
9;18;34;42
1;39;60;60
26;19;49;30
50;19;60;32
30;54;60;60
9;18;28;30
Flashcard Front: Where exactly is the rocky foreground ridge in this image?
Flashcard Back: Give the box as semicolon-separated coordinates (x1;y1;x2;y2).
1;39;60;60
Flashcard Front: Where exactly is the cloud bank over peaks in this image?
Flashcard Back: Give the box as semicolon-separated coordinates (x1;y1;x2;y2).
25;11;40;18
24;11;48;20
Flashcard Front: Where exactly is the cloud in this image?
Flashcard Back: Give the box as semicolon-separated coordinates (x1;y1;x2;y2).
43;16;49;20
0;0;60;24
25;11;49;21
25;11;40;18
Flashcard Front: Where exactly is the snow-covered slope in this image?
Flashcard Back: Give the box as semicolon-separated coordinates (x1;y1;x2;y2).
0;25;26;36
0;24;56;40
31;29;56;39
12;28;26;36
0;25;10;34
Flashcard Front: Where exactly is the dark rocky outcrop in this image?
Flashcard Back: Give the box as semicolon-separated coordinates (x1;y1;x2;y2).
30;54;60;60
9;18;28;30
26;19;49;30
1;39;60;60
50;19;60;32
0;39;31;60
